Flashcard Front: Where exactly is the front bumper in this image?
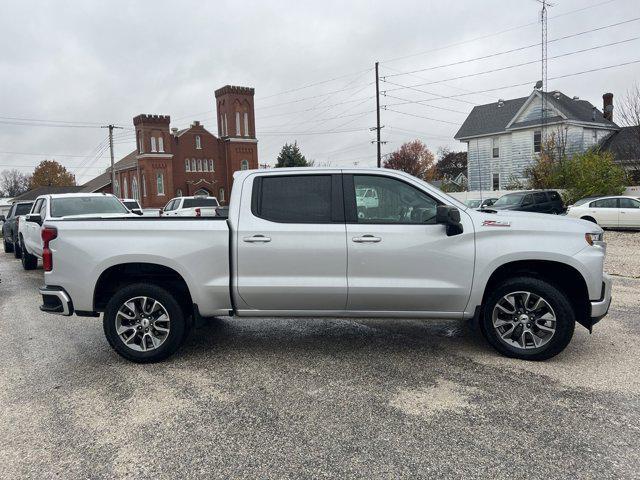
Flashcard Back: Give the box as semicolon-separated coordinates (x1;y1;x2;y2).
590;273;612;323
39;286;73;316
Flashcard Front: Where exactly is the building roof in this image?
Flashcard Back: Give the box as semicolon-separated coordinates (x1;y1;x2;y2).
10;185;84;202
111;150;138;171
455;90;618;140
600;125;640;161
80;171;111;192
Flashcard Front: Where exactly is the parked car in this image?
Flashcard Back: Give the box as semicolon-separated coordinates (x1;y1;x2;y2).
18;193;132;270
465;198;498;209
566;196;640;229
121;198;143;215
161;195;219;217
39;168;610;363
490;190;564;214
2;201;33;256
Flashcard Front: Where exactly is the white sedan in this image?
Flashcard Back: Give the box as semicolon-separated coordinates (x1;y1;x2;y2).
566;196;640;228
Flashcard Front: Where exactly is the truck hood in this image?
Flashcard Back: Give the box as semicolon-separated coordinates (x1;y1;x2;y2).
473;209;602;234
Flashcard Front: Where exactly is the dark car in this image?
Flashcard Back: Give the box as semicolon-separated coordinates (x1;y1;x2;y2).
490;190;564;214
2;201;34;256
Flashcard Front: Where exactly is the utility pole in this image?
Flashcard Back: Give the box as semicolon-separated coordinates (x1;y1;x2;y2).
371;61;386;167
538;0;553;153
101;124;124;195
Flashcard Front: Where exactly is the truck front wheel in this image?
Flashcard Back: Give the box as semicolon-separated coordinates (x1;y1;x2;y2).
103;283;187;363
480;277;575;361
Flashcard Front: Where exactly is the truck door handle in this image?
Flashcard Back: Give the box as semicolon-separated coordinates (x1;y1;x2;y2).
352;235;381;243
243;235;271;243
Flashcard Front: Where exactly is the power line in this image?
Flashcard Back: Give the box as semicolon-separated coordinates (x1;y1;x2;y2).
382;93;469;114
382;37;640;93
258;128;369;136
256;68;372;100
383;17;640;78
0;150;110;158
384;108;462;126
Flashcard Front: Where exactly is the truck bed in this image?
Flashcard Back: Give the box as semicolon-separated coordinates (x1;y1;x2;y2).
44;217;232;316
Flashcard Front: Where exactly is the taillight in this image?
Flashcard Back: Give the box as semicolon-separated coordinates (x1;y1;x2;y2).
195;207;201;217
41;226;57;272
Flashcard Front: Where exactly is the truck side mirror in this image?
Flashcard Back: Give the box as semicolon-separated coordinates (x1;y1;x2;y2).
436;205;463;236
26;213;43;226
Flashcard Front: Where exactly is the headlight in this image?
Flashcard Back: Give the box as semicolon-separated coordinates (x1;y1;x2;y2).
585;232;604;246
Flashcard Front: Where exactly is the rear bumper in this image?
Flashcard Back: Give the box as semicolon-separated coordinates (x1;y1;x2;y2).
39;286;73;316
590;273;612;323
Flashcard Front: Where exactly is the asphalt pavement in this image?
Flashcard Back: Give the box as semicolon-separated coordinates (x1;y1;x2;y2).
0;232;638;479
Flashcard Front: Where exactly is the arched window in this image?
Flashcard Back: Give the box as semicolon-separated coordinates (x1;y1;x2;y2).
123;177;128;198
158;136;164;153
150;137;157;152
243;112;249;137
195;135;202;149
191;158;197;171
208;159;214;171
114;179;120;197
194;188;209;196
156;172;165;196
203;159;208;172
197;159;202;171
137;131;143;153
224;114;228;136
241;159;249;170
131;176;139;201
185;159;190;172
176;188;183;197
219;187;225;203
219;115;224;136
235;112;241;136
142;174;147;197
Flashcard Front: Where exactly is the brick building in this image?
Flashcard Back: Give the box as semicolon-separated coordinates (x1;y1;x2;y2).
82;85;258;207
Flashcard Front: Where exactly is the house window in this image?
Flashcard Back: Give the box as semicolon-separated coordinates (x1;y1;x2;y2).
592;129;598;144
114;179;120;197
195;135;202;149
150;137;157;153
492;137;499;158
241;159;249;170
142;174;147;197
197;159;202;171
156;172;165;196
533;130;542;153
219;187;225;203
176;188;183;197
236;112;241;136
123;177;128;198
158;136;164;153
203;159;208;172
244;112;249;137
137;131;143;153
132;176;139;201
492;173;500;191
185;159;190;172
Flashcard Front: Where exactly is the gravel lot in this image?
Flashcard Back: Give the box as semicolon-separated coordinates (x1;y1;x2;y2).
1;232;639;479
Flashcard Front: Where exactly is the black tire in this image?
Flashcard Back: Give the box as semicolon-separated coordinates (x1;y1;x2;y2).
13;236;22;259
3;237;14;253
20;238;38;270
480;276;575;361
103;283;187;363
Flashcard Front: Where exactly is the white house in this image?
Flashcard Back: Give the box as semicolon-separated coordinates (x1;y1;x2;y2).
454;89;619;191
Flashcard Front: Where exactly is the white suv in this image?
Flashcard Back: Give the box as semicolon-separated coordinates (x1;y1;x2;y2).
161;196;219;217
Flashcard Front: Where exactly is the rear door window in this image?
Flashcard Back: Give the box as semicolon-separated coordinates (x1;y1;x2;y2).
533;192;547;204
619;198;640;208
591;198;618;208
253;175;336;223
15;203;33;215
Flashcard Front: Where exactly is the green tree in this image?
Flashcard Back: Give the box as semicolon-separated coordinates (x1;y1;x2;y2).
560;150;626;204
275;142;311;167
30;160;76;188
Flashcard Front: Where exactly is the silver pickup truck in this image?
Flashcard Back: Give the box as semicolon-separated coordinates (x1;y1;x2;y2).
39;168;611;363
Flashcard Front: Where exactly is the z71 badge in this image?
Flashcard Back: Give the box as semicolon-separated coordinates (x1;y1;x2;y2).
482;220;511;227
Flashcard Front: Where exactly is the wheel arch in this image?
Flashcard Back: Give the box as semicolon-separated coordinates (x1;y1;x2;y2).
93;262;194;316
481;259;591;330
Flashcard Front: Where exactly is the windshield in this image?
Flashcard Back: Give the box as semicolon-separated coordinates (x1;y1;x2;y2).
122;201;140;209
465;199;481;208
183;198;219;208
493;193;525;207
15;203;33;215
51;196;129;217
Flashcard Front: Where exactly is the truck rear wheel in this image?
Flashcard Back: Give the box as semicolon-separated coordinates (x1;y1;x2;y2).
480;277;575;361
3;237;13;253
13;236;22;259
20;239;38;270
103;283;187;363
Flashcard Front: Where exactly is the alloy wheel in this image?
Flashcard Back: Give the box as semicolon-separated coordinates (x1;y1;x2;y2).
492;291;556;350
115;296;171;352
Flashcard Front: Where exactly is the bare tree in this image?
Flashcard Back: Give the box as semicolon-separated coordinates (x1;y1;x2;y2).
615;83;640;182
618;83;640;128
0;169;30;197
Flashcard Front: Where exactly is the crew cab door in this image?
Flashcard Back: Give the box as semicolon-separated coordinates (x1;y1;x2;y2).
618;197;640;227
343;173;475;314
235;173;347;312
589;198;619;227
24;198;44;256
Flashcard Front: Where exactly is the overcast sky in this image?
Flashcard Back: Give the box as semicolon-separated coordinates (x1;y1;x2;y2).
1;0;638;184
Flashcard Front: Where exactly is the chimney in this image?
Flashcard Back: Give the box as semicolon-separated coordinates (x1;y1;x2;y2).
603;93;614;121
